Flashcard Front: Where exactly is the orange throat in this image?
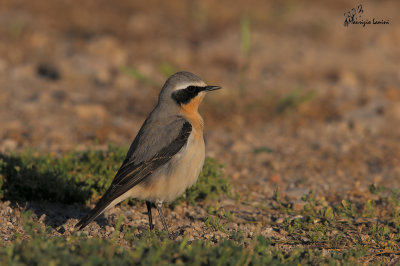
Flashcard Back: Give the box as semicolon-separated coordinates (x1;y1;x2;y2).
179;94;205;134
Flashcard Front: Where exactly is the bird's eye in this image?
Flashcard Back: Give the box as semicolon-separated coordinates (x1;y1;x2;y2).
186;86;195;92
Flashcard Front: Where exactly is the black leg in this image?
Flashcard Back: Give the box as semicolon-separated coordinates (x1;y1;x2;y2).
146;201;154;230
155;201;169;234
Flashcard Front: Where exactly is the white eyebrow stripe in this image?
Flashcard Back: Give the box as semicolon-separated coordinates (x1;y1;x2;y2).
172;81;207;91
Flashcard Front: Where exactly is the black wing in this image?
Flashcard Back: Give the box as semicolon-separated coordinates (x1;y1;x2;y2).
76;120;192;230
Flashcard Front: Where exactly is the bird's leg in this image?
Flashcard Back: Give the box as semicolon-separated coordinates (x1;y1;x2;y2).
146;201;154;230
155;200;169;234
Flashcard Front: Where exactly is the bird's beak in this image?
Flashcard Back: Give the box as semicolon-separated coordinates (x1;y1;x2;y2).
203;85;222;92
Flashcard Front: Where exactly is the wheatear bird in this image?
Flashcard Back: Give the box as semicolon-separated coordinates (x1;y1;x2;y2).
76;71;221;233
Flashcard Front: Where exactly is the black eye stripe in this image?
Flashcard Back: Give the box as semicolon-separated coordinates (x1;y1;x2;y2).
186;86;203;92
171;86;206;105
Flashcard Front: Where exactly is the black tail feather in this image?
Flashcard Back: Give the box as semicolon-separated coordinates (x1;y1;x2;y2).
75;199;112;230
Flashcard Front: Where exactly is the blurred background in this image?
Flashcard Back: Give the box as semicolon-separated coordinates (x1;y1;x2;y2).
0;0;399;199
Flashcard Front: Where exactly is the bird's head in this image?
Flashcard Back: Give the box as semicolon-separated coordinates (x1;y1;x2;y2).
158;72;221;113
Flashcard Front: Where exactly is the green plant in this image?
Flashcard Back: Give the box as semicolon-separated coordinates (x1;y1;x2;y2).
121;66;152;84
276;87;315;114
0;213;372;266
238;15;252;94
0;147;230;207
0;145;125;204
240;16;251;58
205;216;226;233
158;62;177;78
253;147;274;154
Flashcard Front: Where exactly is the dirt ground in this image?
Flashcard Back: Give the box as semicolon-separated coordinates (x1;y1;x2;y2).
0;0;400;261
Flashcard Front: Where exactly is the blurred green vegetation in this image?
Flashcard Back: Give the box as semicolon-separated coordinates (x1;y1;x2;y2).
238;15;252;95
276;87;316;114
121;67;152;84
240;16;251;58
158;62;177;78
0;146;229;207
121;62;178;84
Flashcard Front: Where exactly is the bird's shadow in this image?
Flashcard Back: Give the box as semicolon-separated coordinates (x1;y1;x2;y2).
8;200;110;231
0;152;109;230
1;152;189;233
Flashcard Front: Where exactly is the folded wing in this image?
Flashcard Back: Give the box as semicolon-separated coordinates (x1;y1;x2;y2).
76;117;192;230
